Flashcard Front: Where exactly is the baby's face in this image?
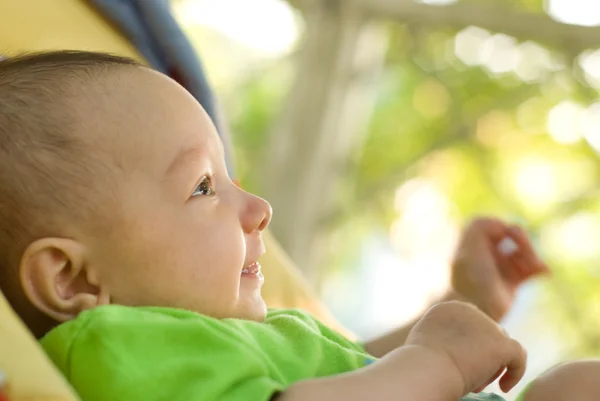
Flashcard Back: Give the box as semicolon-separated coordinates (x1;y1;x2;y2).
80;68;272;321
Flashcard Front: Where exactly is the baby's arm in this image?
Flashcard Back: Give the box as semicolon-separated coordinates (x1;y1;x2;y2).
276;302;526;401
520;360;600;401
276;344;463;401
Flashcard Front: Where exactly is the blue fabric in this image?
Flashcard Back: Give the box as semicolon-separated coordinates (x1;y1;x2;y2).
90;0;235;176
462;393;506;401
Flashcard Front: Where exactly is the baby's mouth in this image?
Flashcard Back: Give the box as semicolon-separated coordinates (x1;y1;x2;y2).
241;261;263;278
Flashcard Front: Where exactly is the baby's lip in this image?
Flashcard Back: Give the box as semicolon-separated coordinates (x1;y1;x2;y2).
241;261;261;274
241;254;263;272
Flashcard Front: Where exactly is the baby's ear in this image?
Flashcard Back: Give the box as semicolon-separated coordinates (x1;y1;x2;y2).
19;238;109;322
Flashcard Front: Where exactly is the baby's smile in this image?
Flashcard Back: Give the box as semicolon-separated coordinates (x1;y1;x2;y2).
241;261;264;281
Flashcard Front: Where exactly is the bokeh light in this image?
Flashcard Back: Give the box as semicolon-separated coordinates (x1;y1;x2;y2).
513;157;559;211
175;0;300;57
579;50;600;88
547;0;600;27
541;212;600;262
480;34;519;75
581;103;600;152
546;101;584;144
454;26;490;66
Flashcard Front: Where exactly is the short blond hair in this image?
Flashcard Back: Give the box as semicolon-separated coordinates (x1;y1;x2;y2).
0;51;141;337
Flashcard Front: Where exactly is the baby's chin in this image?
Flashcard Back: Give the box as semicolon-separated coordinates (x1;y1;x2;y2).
192;294;267;321
234;282;267;321
237;297;268;322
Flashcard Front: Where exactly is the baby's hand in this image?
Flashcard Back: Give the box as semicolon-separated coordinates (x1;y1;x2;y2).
451;218;549;322
521;360;600;401
406;301;526;395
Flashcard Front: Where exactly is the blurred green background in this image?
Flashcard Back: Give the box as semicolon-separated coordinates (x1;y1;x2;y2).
174;0;600;397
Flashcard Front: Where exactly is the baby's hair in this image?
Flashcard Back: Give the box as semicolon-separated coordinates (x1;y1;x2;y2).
0;50;141;336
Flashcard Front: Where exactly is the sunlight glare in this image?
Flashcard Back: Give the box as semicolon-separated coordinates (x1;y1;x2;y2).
391;179;458;282
579;50;600;88
543;213;600;262
174;0;300;57
546;101;583;144
547;0;600;27
581;103;600;153
513;158;559;209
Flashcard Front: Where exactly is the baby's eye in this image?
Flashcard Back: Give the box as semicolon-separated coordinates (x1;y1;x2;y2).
191;175;215;197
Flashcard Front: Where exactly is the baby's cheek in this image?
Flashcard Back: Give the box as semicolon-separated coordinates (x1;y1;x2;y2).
210;224;247;267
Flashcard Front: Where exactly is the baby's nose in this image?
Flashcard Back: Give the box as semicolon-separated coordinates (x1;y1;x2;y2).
241;192;272;234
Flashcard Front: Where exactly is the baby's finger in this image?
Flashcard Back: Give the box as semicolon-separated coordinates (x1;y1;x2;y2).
474;367;505;393
514;253;551;278
508;226;540;261
507;226;533;254
499;339;527;392
470;217;509;243
496;239;528;281
511;253;540;279
507;226;548;273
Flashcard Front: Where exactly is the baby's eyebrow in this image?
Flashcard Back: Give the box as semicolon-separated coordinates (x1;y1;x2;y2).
165;147;205;177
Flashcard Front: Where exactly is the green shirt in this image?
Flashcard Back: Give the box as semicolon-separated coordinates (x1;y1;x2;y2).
41;306;372;401
41;305;507;401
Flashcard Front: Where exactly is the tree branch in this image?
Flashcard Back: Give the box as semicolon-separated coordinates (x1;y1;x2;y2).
289;0;600;53
362;0;600;53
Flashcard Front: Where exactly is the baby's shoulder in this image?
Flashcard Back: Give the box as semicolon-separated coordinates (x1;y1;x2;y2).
41;305;234;356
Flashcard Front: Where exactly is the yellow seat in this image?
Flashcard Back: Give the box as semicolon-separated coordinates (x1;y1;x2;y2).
0;291;78;401
0;1;347;399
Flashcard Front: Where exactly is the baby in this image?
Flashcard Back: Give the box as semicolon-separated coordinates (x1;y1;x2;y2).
0;51;595;401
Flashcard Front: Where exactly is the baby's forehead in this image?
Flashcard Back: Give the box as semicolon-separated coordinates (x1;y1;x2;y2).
79;69;219;174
